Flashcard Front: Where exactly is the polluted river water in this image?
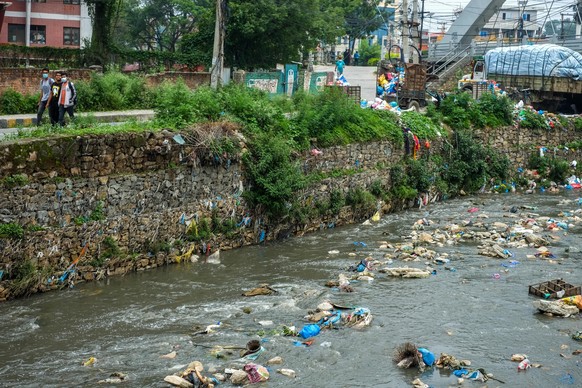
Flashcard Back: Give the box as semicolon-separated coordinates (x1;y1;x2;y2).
1;192;582;387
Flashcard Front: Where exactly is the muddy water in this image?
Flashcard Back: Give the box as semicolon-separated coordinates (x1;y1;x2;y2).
1;192;582;387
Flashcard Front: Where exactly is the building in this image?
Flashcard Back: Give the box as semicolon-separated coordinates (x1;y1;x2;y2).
0;0;91;48
479;5;542;41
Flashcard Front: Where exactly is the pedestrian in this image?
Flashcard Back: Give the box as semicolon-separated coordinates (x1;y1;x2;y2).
36;68;53;126
335;55;345;77
57;71;76;126
343;48;351;66
46;71;62;126
354;51;360;66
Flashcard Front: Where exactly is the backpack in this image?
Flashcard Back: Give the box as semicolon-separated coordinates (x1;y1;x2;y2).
67;81;78;106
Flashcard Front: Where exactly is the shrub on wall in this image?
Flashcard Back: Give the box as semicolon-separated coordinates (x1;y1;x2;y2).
75;72;152;112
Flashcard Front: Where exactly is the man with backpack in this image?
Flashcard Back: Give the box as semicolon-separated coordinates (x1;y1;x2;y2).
36;68;54;126
57;71;77;126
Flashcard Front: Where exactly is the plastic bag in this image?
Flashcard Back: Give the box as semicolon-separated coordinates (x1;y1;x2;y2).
561;295;582;309
298;324;321;339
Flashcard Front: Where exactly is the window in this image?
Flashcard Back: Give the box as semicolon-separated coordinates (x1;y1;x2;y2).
63;27;80;46
8;24;25;44
502;12;506;20
524;14;531;22
63;0;80;4
30;25;46;44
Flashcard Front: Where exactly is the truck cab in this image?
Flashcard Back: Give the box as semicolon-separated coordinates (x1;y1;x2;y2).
458;57;486;92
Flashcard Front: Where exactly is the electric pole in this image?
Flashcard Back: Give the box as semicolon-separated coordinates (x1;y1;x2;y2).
211;0;225;90
401;0;408;63
411;0;419;63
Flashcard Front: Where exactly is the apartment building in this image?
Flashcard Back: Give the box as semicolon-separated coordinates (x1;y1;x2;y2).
0;0;91;48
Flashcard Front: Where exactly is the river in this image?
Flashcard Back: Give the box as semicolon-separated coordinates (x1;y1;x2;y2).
1;192;581;387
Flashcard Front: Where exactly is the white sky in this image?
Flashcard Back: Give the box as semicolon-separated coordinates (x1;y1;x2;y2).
421;0;579;32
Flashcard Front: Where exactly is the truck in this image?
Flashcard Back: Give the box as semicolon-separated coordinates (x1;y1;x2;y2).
377;59;429;111
458;44;582;113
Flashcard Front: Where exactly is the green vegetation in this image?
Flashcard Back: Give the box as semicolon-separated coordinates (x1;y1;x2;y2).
2;174;30;188
7;259;47;298
527;152;572;184
0;223;25;239
434;91;514;130
518;109;548;130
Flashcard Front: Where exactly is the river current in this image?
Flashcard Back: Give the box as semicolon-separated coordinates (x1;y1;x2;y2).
1;192;581;387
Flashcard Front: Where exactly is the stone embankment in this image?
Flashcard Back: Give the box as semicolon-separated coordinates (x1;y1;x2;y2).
0;122;580;300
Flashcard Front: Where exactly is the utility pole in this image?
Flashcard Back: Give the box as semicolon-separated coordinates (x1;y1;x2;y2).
211;0;225;90
561;13;565;40
25;0;31;47
401;0;408;63
411;0;419;63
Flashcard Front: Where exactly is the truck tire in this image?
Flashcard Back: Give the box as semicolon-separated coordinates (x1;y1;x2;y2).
408;101;420;111
462;86;473;93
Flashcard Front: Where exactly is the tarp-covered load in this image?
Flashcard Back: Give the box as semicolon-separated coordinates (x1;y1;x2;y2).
485;44;582;79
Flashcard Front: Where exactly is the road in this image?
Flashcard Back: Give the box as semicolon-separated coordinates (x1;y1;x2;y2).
313;65;377;102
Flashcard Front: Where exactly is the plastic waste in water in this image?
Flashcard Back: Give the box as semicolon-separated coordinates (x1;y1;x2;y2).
518;359;531;371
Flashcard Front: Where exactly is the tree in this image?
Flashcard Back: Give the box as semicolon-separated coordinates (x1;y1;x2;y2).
85;0;123;65
343;0;388;53
120;0;210;52
223;0;346;69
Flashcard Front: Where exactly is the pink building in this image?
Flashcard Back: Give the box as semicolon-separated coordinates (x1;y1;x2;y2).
0;0;91;48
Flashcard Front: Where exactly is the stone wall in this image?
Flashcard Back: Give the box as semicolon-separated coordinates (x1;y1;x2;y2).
0;122;581;300
473;124;582;167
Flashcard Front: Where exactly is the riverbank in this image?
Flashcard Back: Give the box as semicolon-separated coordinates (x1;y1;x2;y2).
1;115;582;301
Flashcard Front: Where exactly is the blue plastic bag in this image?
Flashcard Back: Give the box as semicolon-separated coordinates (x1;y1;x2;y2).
298;324;320;339
417;348;435;366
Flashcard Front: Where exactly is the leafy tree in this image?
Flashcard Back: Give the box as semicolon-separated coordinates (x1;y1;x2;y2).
120;0;209;52
358;39;381;65
85;0;123;65
343;0;390;53
223;0;346;69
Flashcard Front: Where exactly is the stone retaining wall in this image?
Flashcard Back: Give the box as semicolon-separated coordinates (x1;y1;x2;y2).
0;123;581;300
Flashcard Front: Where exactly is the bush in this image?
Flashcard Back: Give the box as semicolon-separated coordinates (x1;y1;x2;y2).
477;93;514;127
153;80;197;128
519;109;547;130
0;89;36;114
400;111;441;139
242;132;306;219
75;72;152;112
290;87;401;149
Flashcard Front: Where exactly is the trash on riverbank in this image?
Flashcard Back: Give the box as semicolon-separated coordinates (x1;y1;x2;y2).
532;299;579;317
243;363;269;383
242;284;277;297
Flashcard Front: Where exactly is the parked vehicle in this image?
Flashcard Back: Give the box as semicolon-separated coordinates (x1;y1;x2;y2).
458;44;582;113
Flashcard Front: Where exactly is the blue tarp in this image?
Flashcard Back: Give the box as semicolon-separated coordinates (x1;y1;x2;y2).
485;44;582;79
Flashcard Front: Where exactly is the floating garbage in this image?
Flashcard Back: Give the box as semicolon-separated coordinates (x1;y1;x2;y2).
517;358;531;371
242;284;277;297
532;299;579;317
243;363;269;383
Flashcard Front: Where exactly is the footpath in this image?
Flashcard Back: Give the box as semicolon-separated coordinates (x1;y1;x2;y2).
0;109;155;135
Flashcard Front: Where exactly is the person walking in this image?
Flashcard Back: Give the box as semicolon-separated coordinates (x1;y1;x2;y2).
354;51;360;66
36;68;53;126
335;55;345;77
46;71;62;125
57;72;76;126
343;48;351;66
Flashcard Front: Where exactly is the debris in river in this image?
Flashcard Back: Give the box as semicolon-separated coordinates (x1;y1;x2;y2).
277;368;296;378
97;371;127;384
532;299;579;317
82;357;96;367
243;363;269;383
242;284;277;297
379;266;431;278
